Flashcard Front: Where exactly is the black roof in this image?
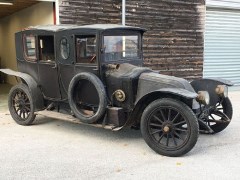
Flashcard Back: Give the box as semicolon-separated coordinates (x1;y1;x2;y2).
25;24;146;32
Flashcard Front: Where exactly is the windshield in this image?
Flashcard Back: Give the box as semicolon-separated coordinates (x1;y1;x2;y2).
103;35;140;62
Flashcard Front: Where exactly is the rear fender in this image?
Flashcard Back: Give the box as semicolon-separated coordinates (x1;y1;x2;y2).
0;69;44;111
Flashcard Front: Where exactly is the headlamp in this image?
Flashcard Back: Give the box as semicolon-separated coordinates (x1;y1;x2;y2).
196;91;210;105
215;85;228;97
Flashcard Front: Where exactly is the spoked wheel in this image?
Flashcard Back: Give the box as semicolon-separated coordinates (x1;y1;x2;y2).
141;98;199;157
205;97;233;133
8;83;36;125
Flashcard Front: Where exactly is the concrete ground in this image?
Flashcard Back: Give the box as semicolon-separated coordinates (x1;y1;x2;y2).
0;84;240;179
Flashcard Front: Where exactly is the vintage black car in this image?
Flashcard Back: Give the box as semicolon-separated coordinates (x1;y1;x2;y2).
0;24;233;157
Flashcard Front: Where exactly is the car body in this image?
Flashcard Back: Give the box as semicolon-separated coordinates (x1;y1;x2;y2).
0;24;233;157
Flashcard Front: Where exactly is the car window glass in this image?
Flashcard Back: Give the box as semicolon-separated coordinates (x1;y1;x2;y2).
103;35;140;62
76;35;96;64
38;36;55;62
24;35;37;61
60;38;70;60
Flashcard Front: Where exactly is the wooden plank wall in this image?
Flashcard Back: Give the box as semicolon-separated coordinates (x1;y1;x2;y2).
60;0;205;79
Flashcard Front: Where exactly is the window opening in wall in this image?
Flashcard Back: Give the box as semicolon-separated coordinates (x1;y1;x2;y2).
76;35;96;64
38;36;55;62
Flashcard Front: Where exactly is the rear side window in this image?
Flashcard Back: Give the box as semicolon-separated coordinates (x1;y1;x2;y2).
76;35;96;64
24;35;36;61
38;36;55;62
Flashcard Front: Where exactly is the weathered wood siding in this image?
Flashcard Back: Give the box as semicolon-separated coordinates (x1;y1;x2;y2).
60;0;205;79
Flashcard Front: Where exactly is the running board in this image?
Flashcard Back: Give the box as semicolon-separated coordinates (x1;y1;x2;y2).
36;110;122;131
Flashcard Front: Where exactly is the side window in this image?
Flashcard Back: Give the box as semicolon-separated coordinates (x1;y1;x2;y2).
24;35;37;61
38;36;55;62
60;38;70;60
76;35;96;64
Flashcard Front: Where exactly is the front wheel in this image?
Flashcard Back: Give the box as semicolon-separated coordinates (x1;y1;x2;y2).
141;98;199;157
206;97;233;133
8;83;36;125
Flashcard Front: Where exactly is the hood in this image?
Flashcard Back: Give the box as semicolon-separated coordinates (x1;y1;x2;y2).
105;63;151;78
139;72;196;92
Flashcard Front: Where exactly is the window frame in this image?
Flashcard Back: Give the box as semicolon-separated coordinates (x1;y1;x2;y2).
38;35;56;64
101;31;142;63
75;34;97;65
60;37;70;60
23;34;37;62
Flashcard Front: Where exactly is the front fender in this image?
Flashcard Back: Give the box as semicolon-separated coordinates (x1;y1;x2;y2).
135;88;198;105
192;78;233;87
190;78;233;106
0;69;44;111
121;88;199;128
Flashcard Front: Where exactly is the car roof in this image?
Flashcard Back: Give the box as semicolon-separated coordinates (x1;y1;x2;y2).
24;24;146;33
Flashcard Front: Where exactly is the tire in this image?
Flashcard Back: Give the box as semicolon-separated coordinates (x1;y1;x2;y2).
141;98;199;157
8;83;36;126
209;97;233;133
68;72;107;124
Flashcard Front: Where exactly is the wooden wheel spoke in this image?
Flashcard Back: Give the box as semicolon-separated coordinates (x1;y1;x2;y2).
210;114;216;120
158;133;164;143
151;129;162;135
153;115;163;124
25;106;31;111
159;109;167;122
16;108;21;113
172;133;177;146
19;110;23;118
174;120;186;126
22;110;26;118
172;112;180;123
175;128;187;132
166;133;170;146
150;123;162;128
174;131;183;140
167;109;171;121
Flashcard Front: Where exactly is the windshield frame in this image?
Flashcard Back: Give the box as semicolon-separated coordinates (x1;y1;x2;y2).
101;30;143;64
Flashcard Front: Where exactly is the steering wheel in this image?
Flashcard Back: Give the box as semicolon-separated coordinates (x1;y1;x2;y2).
90;55;96;63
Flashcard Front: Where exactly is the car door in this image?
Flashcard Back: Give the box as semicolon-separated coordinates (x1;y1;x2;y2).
57;34;75;100
37;34;61;99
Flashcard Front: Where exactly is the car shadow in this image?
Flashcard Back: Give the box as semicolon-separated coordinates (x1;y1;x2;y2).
33;115;143;141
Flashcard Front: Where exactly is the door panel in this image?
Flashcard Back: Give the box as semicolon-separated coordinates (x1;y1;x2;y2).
38;63;61;99
37;35;61;99
59;64;74;99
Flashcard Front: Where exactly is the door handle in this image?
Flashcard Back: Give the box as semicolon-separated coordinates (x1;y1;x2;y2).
52;64;57;69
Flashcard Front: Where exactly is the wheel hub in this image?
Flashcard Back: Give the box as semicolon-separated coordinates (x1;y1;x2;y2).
16;99;25;109
163;125;170;133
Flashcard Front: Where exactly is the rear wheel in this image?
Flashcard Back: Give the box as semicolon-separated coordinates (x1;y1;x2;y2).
141;98;199;157
8;83;36;125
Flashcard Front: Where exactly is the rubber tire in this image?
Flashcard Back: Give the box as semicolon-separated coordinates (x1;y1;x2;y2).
211;97;233;133
8;83;36;126
141;98;199;157
68;72;107;124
